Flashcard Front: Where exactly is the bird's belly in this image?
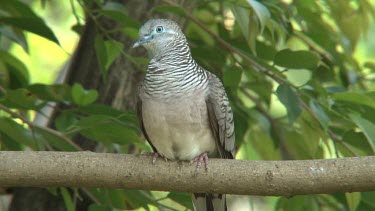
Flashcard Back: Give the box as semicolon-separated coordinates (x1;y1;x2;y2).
142;96;216;160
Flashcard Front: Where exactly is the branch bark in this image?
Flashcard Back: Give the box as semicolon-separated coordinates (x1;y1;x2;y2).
1;151;374;196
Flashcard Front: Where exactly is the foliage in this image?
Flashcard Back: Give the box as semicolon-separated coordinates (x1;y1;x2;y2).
0;0;375;210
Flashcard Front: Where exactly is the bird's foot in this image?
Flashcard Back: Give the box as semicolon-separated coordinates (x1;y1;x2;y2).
141;152;161;164
190;152;209;172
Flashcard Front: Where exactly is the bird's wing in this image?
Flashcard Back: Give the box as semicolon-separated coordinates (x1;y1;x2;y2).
136;90;157;152
206;73;235;159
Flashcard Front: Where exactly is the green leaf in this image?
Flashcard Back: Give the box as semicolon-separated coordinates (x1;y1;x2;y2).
285;69;312;87
364;62;375;72
33;126;77;151
82;90;98;105
0;27;28;53
316;195;343;210
60;188;75;211
80;104;127;116
277;195;319;211
71;83;98;106
231;5;250;39
284;112;322;159
28;83;72;102
76;115;140;145
274;49;320;70
246;0;271;33
100;10;140;28
223;67;242;87
71;23;83;35
94;35;107;77
256;41;277;61
361;192;375;209
94;38;123;78
191;46;226;63
151;5;186;16
0;88;45;110
342;130;374;155
0;0;39;17
237;128;262;160
313;64;335;82
232;104;250;147
231;4;258;54
123;190;152;209
104;40;123;70
367;91;375;99
108;189;126;209
168;192;194;210
0;17;59;45
333;92;375;109
246;121;280;160
349;114;375;153
345;192;361;211
276;84;302;124
0;50;29;88
71;83;84;104
1;132;23;150
309;100;329;129
195;9;215;25
121;27;139;39
55;111;78;133
0;62;10;88
79;104;138;128
0;117;36;149
102;1;125;11
88;204;111;211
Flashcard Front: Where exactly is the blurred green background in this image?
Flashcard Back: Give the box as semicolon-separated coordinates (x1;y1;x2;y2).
1;0;375;210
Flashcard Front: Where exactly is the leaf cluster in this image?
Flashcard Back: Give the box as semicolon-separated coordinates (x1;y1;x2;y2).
1;0;375;210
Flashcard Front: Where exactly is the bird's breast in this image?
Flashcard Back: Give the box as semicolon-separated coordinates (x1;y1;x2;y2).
140;90;217;160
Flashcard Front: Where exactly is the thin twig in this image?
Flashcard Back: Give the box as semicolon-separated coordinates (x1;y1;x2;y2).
0;103;81;151
70;0;82;25
299;101;359;157
328;130;359;157
293;31;333;63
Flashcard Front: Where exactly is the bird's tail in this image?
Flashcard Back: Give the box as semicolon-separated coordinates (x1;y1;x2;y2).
192;193;227;211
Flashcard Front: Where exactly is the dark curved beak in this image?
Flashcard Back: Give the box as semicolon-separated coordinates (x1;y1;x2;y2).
132;34;153;48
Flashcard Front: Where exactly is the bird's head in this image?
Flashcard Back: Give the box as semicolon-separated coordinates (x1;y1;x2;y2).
133;19;185;56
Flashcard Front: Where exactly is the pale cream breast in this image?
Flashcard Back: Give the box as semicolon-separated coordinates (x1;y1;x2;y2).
141;91;217;160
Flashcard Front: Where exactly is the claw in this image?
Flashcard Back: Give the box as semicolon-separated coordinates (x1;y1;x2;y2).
152;152;159;164
190;152;209;172
141;152;160;164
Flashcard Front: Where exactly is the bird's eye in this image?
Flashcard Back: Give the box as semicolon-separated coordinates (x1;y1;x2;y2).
156;26;164;33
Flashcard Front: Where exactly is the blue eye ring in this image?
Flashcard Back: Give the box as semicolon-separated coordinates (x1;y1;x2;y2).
156;26;164;33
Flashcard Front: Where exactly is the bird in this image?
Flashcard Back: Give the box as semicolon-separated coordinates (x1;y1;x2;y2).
133;19;235;211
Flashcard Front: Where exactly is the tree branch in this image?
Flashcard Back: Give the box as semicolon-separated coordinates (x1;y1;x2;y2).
1;151;374;196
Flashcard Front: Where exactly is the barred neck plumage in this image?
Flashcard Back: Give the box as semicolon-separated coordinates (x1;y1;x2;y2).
143;36;208;97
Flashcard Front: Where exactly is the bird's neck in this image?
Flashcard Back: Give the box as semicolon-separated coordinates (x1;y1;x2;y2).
148;40;202;75
143;40;208;97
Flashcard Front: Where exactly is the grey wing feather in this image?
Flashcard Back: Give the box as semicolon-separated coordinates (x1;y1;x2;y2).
206;73;235;159
136;91;158;152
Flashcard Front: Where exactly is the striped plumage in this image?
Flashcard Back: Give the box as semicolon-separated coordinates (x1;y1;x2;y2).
133;19;235;211
142;38;207;98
